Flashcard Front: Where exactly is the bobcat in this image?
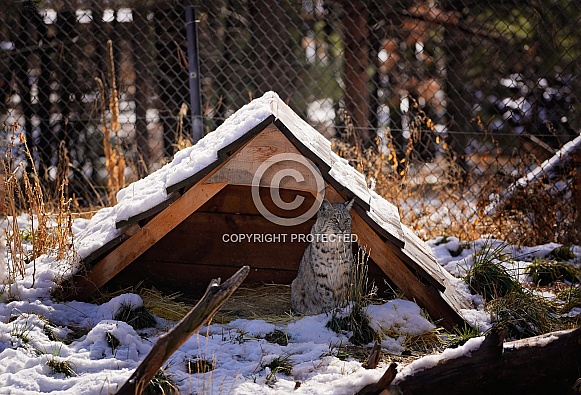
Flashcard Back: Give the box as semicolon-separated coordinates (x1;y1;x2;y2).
291;199;355;314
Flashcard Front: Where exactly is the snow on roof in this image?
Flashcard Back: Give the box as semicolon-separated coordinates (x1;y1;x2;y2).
75;93;275;258
74;91;400;260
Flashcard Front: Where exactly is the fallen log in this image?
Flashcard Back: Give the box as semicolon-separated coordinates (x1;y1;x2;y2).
357;363;397;395
116;265;250;395
385;326;581;395
485;132;581;216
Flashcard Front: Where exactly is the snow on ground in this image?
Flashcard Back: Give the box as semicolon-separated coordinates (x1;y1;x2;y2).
0;253;420;395
427;235;579;281
0;213;579;393
0;91;579;393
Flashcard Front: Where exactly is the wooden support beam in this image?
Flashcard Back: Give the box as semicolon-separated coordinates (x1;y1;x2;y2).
116;266;250;395
66;183;227;300
352;213;465;330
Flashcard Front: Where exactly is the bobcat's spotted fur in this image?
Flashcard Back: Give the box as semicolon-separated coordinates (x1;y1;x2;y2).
291;199;355;314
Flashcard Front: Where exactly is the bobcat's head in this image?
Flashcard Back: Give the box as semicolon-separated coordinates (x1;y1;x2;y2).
312;199;355;236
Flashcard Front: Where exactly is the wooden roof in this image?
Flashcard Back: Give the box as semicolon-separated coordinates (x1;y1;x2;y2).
65;92;472;330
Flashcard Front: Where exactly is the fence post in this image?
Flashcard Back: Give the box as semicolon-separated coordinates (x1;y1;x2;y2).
574;150;581;240
185;6;203;144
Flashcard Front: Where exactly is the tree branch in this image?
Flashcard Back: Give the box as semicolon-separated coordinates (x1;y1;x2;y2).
116;265;250;395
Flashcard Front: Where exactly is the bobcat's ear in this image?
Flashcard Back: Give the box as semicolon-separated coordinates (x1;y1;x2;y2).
344;198;355;211
319;199;333;215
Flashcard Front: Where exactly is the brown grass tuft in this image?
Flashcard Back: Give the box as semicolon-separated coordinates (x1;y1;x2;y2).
95;40;126;206
2;124;77;298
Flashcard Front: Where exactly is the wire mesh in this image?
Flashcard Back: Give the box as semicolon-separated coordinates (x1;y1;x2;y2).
1;0;580;243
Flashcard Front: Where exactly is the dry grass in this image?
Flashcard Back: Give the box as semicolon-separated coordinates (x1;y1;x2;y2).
2;125;77;299
333;104;577;245
481;173;576;246
214;284;293;323
174;102;194;152
95;40;126;206
402;328;444;354
93;283;293;323
333;103;474;242
91;283;192;322
139;287;192;321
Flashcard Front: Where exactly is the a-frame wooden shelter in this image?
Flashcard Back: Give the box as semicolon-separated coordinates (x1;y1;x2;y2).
65;92;471;330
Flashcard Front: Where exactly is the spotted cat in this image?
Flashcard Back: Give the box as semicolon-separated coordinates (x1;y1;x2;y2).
291;199;355;314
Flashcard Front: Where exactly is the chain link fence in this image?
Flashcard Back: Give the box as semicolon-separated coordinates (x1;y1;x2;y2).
1;0;580;243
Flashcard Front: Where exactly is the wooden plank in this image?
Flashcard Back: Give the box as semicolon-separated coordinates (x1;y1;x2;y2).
136;211;314;266
120;184;320;229
398;226;447;290
198;184;318;218
205;125;322;193
272;113;335;169
397;225;474;314
352;213;465;330
324;175;372;214
352;204;405;249
66;183;228;300
115;261;299;290
113;256;391;295
80;223;141;270
273;118;374;213
272;115;372;210
368;196;405;245
116;190;181;229
166;115;275;194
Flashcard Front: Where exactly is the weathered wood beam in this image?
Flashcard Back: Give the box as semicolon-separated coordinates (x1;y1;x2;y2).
65;182;227;300
389;327;581;395
116;265;250;395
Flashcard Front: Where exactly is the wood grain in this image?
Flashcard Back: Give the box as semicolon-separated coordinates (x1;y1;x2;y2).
136;211;314;266
205;124;322;193
390;327;581;395
67;183;227;300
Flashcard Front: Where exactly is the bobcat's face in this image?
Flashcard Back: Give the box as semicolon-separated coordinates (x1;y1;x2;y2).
314;199;354;236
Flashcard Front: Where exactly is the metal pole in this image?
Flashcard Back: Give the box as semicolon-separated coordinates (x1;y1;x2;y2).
185;6;203;143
